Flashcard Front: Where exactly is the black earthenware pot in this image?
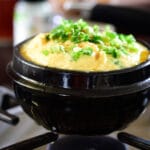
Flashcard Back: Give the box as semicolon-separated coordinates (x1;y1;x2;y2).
7;38;150;135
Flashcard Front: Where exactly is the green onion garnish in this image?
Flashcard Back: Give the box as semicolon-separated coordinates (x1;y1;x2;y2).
45;19;139;59
71;47;93;61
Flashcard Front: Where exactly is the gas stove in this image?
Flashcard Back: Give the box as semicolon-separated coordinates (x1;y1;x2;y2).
0;87;150;150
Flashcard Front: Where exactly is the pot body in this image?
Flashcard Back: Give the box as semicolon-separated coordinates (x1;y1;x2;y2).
7;38;150;135
13;81;149;135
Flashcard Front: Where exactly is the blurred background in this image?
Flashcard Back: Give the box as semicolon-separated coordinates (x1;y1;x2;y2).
0;0;150;87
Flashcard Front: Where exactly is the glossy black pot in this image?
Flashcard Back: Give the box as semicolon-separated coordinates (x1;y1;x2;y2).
7;38;150;135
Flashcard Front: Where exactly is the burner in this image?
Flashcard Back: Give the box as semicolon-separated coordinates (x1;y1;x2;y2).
49;135;127;150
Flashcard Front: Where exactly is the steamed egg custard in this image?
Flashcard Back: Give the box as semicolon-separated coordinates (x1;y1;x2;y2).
21;19;150;72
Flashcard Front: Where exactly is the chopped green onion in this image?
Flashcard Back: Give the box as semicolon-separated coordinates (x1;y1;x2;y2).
42;49;50;56
45;19;139;60
71;47;93;61
42;45;65;56
125;34;136;43
106;31;117;39
104;47;121;58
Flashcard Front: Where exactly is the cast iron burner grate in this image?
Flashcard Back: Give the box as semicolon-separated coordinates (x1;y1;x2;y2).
1;132;150;150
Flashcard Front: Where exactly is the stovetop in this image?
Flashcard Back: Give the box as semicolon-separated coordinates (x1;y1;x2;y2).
0;103;150;150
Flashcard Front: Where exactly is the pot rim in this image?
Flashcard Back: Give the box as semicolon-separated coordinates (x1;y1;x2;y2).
7;63;150;98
